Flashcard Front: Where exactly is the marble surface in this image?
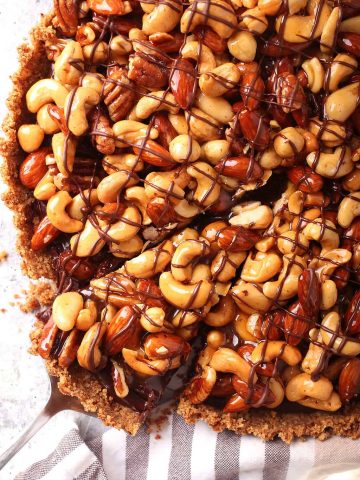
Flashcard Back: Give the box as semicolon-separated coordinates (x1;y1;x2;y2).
0;1;107;477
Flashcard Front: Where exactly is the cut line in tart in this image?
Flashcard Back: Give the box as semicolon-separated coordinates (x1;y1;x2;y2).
2;0;360;441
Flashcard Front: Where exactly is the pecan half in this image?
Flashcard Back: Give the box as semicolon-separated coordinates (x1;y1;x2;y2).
89;108;116;155
103;67;136;122
128;55;168;89
53;0;79;37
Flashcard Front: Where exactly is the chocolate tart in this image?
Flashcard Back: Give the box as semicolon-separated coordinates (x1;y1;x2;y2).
2;1;360;441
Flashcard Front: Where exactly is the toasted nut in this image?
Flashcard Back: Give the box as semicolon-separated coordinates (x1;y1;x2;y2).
52;132;77;176
57;329;82;369
263;254;306;301
77;322;107;372
135;91;179;120
47;191;83;233
140;307;166;333
181;0;236;39
251;341;302;366
297;392;341;411
187;161;221;207
26;79;68;113
122;348;172;376
286;373;333;402
303;218;339;251
325;82;360;122
104;305;139;355
338;358;360;403
181;41;216;74
186;108;220;142
321;311;360;356
228;31;257;62
97;170;137;203
76;299;98;331
70;218;105;257
159;271;213;310
53;292;84;331
184;366;217;404
205;295;236;327
169;135;201;163
275;0;331;43
195;93;233;125
64;86;100;136
241;251;282;283
54;40;84;85
337;192;360;228
230;202;273;230
199;63;240;97
302;329;325;375
171;239;210;282
326;54;358;92
144;333;185;360
111;360;129;399
17;124;44;153
231;280;272;314
113;120;158;148
211;250;246;283
206;330;226;349
31;216;60;251
320;6;341;53
37;104;61;134
125;240;174;278
309;117;347;148
274;127;305;158
210;348;256;384
201;140;231;165
301;57;324;93
142;0;182;34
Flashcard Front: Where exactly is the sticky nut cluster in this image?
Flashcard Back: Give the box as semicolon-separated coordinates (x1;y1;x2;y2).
16;0;360;413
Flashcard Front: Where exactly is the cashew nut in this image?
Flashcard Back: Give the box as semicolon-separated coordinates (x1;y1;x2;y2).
64;86;100;136
187;161;221;207
241;251;282;283
337;192;360;228
263;254;306;301
53;291;84;331
47;191;83;233
52;132;77;176
307;146;353;179
142;0;182;35
231;280;273;314
171;239;210;282
303;217;339;251
159;271;213;309
181;41;216;74
135;91;179;119
26;79;68;113
77;322;107;371
97;170;138;203
54;40;84;85
286;373;333;402
324;82;360;122
251;341;302;366
326;54;358;92
199;63;240;97
320;311;360;356
210;348;256;384
301;57;324;93
125;240;174;278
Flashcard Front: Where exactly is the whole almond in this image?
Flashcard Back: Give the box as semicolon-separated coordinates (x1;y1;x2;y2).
298;268;321;317
217;225;260;252
136;278;167;309
338;358;360;403
152;112;178;149
238;109;270;150
287;166;324;193
170;58;196;110
215;156;263;181
31;216;61;251
344;290;360;335
87;0;125;15
284;300;312;346
144;333;185;359
19;147;52;189
146;197;178;226
105;305;139;356
133;139;175;167
58;251;95;281
193;26;227;54
337;33;360;57
240;73;265;111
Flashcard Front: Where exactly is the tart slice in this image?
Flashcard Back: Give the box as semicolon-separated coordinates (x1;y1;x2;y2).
3;0;360;440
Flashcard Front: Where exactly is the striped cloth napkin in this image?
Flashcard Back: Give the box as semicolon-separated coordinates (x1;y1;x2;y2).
14;413;360;480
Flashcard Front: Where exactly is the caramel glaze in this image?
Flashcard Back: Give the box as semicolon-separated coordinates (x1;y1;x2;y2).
33;0;360;414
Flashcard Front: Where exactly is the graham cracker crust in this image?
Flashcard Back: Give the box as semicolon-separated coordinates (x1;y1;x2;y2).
0;11;143;436
1;7;360;441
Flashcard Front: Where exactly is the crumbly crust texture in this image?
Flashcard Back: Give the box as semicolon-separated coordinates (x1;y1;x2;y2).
2;7;360;442
1;12;143;436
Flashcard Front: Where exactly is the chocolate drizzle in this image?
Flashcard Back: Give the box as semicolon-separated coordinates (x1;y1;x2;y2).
30;0;360;415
